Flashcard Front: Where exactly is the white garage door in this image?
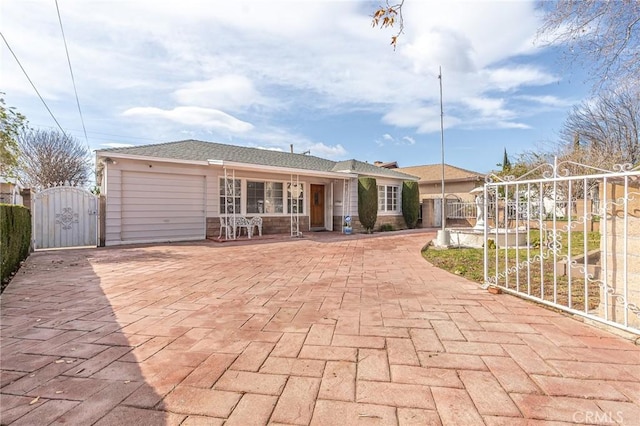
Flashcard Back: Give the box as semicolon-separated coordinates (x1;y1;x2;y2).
121;171;206;243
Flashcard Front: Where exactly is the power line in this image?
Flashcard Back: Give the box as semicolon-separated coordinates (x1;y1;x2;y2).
55;0;89;150
0;31;68;137
32;122;159;143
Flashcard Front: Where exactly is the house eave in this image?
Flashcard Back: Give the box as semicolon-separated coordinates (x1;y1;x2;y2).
420;176;483;184
96;151;209;166
209;160;358;179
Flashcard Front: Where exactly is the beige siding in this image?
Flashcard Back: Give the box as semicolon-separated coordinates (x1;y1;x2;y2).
121;171;206;242
419;180;478;201
104;159;211;245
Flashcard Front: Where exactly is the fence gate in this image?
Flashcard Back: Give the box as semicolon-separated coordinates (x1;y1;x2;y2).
483;160;640;335
32;182;98;250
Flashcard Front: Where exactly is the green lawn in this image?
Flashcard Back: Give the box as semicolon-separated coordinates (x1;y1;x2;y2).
422;231;601;310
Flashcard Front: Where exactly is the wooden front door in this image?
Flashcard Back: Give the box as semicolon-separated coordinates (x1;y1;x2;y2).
310;184;325;228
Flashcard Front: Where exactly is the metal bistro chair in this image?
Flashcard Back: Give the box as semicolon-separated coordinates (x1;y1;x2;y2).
250;216;263;237
219;216;253;239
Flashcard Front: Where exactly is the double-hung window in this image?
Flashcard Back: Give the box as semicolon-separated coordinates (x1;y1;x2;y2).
377;185;399;212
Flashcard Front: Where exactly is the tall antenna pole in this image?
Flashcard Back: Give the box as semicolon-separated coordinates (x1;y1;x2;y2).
438;66;445;232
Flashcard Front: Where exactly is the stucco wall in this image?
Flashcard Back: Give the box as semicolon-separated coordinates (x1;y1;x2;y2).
419;180;479;202
598;182;640;329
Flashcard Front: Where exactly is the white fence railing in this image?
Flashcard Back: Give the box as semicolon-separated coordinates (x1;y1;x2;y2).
447;199;602;221
483;161;640;335
445;201;476;219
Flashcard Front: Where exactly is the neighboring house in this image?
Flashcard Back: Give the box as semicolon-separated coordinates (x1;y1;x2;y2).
0;177;24;205
95;140;418;246
396;164;484;202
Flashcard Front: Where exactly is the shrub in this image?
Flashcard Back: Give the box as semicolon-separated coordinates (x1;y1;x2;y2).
358;177;378;233
1;204;31;291
380;223;394;232
401;180;420;229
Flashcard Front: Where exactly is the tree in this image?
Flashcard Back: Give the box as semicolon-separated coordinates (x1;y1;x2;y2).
558;86;640;169
0;95;28;177
18;129;91;188
358;177;378;233
401;180;419;228
537;0;640;89
500;148;512;173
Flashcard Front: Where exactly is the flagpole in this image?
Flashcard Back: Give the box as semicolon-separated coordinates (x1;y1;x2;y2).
439;66;445;232
437;66;450;246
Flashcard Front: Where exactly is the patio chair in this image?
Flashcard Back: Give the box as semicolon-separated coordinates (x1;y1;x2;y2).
234;216;252;238
219;217;233;239
250;216;263;237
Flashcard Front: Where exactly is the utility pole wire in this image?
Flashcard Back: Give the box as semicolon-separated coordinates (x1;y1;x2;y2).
0;31;68;137
55;0;89;150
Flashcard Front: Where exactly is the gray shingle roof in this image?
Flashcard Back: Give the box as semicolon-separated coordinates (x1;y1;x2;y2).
98;140;418;180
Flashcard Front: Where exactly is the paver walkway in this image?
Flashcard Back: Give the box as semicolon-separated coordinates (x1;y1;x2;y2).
1;230;639;425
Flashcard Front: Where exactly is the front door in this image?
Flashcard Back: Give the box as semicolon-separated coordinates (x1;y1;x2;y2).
310;184;325;228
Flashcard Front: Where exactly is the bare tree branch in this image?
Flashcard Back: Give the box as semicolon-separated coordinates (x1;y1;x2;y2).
18;129;91;188
537;0;640;89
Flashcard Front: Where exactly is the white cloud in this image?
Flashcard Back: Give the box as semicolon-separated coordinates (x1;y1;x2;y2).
101;142;135;148
173;75;264;110
403;136;416;145
516;95;574;108
1;0;578;165
376;133;418;146
463;97;513;119
403;28;476;74
122;106;253;133
306;143;347;159
484;66;558;91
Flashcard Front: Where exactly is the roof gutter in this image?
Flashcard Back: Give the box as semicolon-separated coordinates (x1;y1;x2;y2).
95;151;209;166
208;159;358;179
362;171;419;181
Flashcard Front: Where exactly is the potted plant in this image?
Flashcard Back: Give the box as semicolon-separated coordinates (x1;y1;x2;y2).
343;216;352;234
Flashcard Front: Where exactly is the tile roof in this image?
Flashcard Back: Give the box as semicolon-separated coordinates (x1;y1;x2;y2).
397;164;484;183
97;140;418;180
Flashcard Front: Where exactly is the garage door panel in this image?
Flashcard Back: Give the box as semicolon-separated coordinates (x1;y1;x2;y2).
121;171;205;242
121;200;204;210
122;221;203;232
122;217;204;227
121;228;203;240
122;210;204;219
124;186;205;196
123;173;203;184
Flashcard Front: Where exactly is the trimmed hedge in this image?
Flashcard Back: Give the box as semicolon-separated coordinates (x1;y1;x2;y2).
358;177;378;234
1;204;31;289
402;180;420;229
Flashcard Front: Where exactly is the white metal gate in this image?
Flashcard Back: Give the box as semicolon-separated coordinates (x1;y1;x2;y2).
32;182;98;249
483;160;640;335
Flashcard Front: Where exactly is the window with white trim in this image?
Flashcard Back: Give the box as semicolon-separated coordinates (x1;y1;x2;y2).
287;183;304;214
377;185;399;212
247;181;284;214
219;178;241;214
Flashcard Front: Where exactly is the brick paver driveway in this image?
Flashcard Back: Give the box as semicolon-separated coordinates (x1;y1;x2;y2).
1;230;639;425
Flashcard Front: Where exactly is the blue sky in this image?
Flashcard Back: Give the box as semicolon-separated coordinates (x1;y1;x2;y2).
2;0;591;174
